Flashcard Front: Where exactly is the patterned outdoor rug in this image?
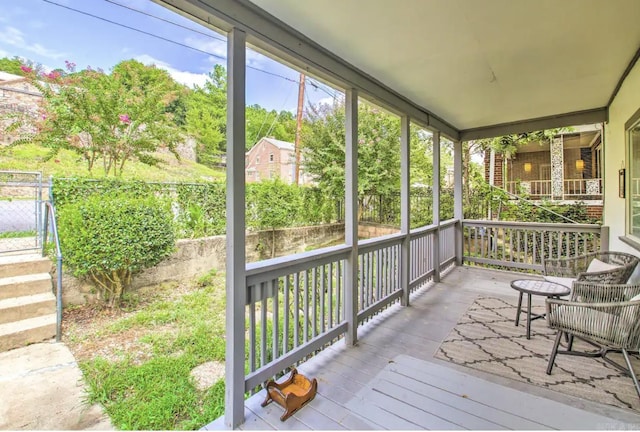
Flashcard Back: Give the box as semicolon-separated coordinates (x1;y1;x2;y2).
435;296;640;412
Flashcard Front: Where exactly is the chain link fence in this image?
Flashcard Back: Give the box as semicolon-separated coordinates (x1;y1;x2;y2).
0;171;43;254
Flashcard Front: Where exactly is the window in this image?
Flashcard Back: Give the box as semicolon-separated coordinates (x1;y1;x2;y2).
269;153;274;162
629;114;640;239
256;155;260;164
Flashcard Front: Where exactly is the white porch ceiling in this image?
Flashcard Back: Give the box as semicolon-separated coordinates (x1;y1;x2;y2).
249;0;640;132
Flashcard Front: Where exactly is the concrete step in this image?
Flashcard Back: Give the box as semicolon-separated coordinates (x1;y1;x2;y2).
0;293;56;325
0;273;52;300
0;314;56;352
0;254;51;278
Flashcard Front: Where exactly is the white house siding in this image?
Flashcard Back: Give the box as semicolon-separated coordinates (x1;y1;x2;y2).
604;58;640;253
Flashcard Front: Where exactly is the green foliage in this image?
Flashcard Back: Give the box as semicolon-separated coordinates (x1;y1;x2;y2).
184;65;227;167
196;269;218;287
57;193;175;307
245;104;297;150
174;182;227;238
73;277;228;430
0;143;224;182
0;56;26;75
53;177;342;240
0;230;36;239
247;178;301;231
302;102;450;202
4;60;183;176
475;129;567;159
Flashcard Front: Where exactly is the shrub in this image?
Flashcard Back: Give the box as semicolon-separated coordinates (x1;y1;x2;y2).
58;193;175;307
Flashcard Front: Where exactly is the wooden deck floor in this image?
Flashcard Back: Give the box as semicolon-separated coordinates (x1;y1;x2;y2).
204;266;640;430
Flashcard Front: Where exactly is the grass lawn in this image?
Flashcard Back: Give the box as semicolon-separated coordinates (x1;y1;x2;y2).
0;144;225;183
63;270;227;430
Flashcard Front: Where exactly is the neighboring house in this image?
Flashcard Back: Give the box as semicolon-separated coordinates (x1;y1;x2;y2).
484;124;603;219
0;71;43;145
245;136;312;185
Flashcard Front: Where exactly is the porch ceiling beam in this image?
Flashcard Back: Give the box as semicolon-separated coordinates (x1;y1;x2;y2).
155;0;460;141
459;107;608;142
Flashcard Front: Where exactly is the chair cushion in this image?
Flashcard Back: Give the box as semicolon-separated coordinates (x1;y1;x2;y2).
543;276;575;288
586;258;620;273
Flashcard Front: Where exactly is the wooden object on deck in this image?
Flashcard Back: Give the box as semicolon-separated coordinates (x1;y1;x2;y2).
261;368;318;421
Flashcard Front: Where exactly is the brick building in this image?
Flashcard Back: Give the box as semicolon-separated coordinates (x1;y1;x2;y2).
245;137;312;185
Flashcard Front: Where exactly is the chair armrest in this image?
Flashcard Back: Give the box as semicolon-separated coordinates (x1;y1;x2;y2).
543;253;593;277
571;282;640;303
546;297;640;348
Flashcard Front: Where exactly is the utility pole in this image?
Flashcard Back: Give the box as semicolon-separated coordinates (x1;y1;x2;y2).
294;73;305;185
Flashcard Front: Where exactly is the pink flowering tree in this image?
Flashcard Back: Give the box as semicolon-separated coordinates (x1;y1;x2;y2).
5;59;182;176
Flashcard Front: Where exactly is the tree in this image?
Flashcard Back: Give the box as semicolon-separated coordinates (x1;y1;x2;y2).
4;60;183;176
246;104;297;150
57;193;175;308
184;64;227;167
0;56;25;75
302;102;437;198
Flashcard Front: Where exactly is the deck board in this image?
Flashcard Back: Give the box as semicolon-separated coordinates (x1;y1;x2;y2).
204;267;640;430
374;369;547;430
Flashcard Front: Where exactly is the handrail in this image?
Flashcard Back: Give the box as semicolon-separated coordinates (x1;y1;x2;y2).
490;184;580;224
42;201;63;342
463;219;601;232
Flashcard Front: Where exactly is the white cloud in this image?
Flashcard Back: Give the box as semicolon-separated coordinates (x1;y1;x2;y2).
184;36;227;65
315;96;339;107
185;36;267;68
0;26;67;60
134;54;209;88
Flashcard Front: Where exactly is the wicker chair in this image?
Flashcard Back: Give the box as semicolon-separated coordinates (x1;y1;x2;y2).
546;283;640;400
543;251;639;294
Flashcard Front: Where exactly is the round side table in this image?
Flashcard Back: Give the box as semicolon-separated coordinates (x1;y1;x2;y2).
510;279;571;339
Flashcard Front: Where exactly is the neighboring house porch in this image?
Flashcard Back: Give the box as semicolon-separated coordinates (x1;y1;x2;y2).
485;125;603;217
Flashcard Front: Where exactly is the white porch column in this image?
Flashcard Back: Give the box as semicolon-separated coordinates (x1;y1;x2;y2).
454;140;463;266
551;135;564;200
400;116;411;306
344;88;359;346
432;131;441;282
224;28;246;429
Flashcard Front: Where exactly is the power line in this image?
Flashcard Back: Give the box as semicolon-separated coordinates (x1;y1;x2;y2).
41;0;226;61
307;78;341;101
40;0;299;84
102;0;226;43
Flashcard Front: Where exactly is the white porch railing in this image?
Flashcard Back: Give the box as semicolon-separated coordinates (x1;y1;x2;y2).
242;220;457;393
505;178;602;200
506;179;552;197
462;219;607;271
238;218;606;415
563;178;602;198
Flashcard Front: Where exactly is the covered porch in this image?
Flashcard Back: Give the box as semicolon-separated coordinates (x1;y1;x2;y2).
204;266;640;430
154;0;640;428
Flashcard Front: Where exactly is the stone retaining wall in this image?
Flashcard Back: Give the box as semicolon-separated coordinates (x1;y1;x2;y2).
60;223;345;305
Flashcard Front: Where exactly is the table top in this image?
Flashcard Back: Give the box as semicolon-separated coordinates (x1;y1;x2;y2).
510;279;571;297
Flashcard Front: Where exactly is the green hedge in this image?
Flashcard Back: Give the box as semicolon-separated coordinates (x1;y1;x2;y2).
57;192;175;307
52;177;343;239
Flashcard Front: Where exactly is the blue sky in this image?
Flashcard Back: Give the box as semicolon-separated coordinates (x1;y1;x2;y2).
0;0;337;112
